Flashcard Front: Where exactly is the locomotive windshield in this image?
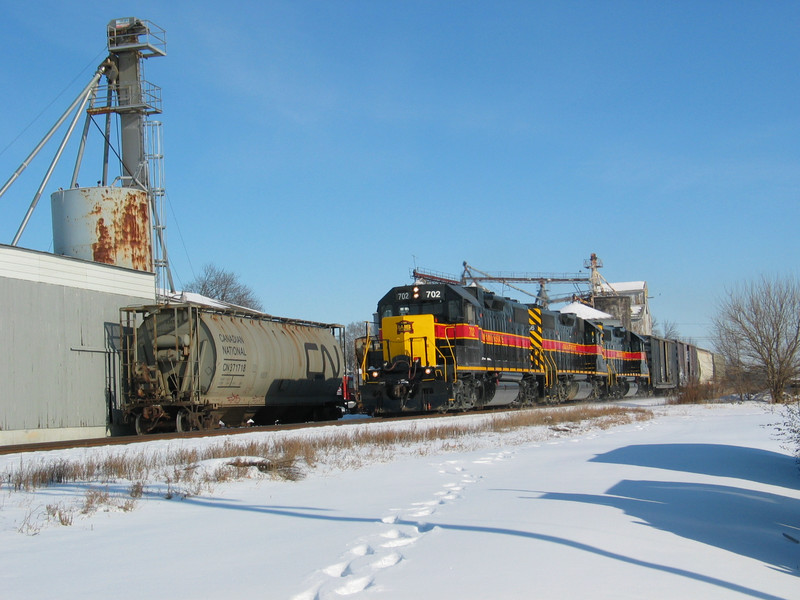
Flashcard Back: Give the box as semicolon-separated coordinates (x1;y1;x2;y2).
378;285;464;321
379;299;447;319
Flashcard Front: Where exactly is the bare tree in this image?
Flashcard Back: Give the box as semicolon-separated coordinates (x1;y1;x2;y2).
712;275;800;403
184;264;264;311
652;318;680;340
343;320;372;375
664;320;681;340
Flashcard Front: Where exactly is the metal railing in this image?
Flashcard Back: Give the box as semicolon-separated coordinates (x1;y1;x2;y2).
107;19;166;58
87;81;163;115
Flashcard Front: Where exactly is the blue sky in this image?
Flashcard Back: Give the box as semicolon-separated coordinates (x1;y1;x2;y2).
1;1;798;346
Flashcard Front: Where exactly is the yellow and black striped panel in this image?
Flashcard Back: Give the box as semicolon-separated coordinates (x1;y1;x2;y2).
529;308;544;371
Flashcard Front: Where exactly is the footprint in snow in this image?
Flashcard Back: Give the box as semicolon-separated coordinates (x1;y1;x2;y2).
379;528;419;548
349;544;373;557
334;575;373;596
289;588;319;600
371;552;403;569
415;522;435;533
381;528;405;539
382;536;419;548
322;561;351;578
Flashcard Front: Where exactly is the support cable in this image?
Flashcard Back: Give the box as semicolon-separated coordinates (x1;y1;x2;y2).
0;60;110;205
11;76;102;245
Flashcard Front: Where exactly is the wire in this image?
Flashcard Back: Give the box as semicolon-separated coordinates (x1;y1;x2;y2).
0;47;107;160
166;191;196;288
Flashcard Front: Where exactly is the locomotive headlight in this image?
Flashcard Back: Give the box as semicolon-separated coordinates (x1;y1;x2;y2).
413;286;420;299
371;370;380;378
424;367;432;375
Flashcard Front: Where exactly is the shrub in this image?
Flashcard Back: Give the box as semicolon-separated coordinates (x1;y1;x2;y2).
775;399;800;466
671;383;723;405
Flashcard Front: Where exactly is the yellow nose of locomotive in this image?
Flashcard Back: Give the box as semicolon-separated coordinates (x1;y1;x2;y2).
381;314;437;367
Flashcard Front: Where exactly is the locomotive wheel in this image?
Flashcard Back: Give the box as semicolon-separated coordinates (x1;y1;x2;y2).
454;381;476;410
450;380;464;411
516;381;534;407
473;381;485;409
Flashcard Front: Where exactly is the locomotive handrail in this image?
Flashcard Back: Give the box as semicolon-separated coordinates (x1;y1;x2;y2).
439;326;458;383
435;346;453;383
412;336;430;366
357;331;375;384
542;348;558;389
604;348;619;389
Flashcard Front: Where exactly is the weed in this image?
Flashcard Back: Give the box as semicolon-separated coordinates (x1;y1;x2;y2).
82;488;111;514
129;481;144;498
46;503;74;526
671;383;724;405
17;501;42;535
120;499;137;512
164;476;174;500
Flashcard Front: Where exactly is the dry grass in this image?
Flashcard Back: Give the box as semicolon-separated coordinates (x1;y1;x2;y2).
1;405;652;515
670;383;725;405
46;503;73;526
489;405;650;431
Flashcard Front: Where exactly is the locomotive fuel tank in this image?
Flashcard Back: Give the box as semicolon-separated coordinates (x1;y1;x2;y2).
121;303;344;432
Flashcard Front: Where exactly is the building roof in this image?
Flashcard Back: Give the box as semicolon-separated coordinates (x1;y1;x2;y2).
601;280;647;293
559;301;613;320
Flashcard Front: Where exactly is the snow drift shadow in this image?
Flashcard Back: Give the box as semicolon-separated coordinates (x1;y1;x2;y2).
590;443;799;489
539;479;799;576
180;496;791;600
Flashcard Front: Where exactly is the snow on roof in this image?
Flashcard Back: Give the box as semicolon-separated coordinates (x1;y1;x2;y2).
159;290;263;313
157;290;341;327
559;301;613;320
601;281;647;293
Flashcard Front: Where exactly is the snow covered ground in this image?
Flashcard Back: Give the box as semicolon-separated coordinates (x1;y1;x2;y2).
0;399;798;599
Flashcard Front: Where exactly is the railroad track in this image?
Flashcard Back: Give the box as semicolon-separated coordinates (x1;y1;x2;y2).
0;398;651;456
0;408;513;455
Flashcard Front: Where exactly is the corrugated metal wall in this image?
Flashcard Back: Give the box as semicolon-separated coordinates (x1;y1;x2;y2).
0;245;155;444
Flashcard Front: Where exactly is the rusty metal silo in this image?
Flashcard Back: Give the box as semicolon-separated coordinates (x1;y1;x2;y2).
45;18;167;276
51;186;152;271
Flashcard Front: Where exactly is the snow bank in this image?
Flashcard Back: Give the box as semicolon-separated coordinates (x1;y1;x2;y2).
0;400;797;599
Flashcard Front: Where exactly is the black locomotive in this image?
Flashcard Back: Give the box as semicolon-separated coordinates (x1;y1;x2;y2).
357;283;716;415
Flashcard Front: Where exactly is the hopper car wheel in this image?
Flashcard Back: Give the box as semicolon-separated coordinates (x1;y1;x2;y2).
176;410;197;433
134;414;152;435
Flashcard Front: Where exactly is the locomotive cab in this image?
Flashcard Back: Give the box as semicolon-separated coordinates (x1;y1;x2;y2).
362;284;481;414
361;283;536;414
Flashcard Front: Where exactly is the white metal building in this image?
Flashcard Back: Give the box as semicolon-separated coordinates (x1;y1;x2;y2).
0;244;154;444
